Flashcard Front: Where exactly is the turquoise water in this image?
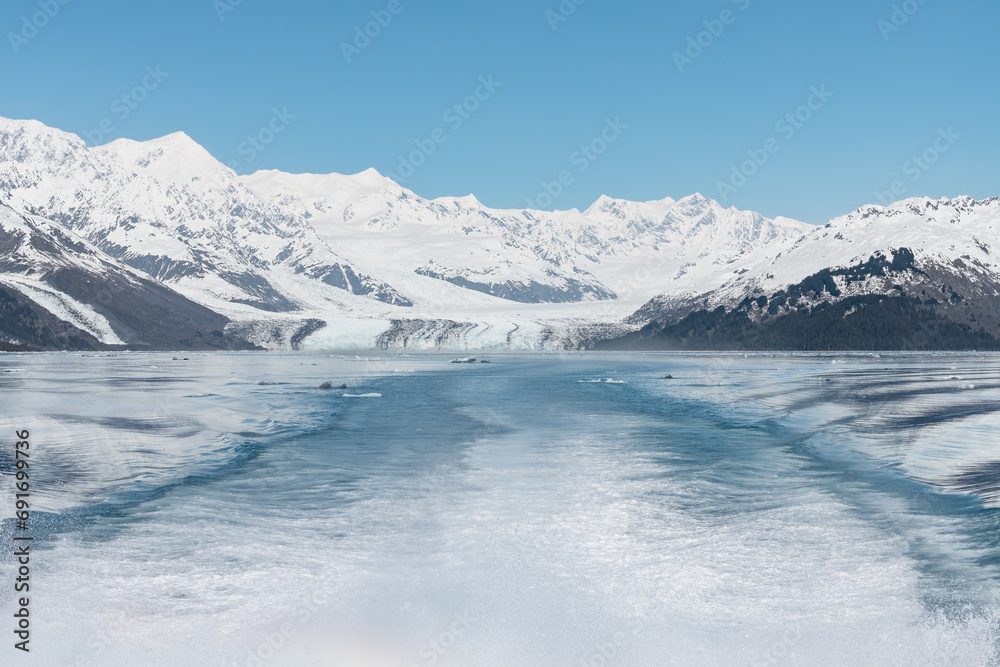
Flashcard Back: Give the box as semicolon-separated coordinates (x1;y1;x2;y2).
1;352;999;666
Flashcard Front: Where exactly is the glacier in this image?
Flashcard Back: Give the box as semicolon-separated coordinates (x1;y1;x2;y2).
0;116;997;351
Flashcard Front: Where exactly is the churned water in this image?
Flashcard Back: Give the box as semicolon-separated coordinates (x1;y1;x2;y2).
1;351;999;666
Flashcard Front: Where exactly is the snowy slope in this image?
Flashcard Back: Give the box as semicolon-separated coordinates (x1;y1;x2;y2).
242;172;810;309
0;203;124;345
241;168;812;347
11;115;995;351
0;118;410;319
709;197;1000;302
626;196;1000;346
0;116;812;349
0;201;254;350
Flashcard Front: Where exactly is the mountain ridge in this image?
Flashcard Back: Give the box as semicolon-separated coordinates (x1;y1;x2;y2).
0;116;996;351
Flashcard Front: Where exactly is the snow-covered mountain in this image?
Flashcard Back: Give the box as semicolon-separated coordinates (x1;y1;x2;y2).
616;197;1000;350
0;118;409;316
0;201;255;351
1;116;996;351
0;116;810;350
242;170;808;306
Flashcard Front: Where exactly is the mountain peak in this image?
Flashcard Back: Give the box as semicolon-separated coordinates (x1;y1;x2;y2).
448;193;482;207
843;195;1000;226
148;130;200;148
677;192;713;206
0;116;49;132
354;166;384;179
350;167;397;191
586;193;676;211
0;115;88;150
139;130;216;162
96;131;226;187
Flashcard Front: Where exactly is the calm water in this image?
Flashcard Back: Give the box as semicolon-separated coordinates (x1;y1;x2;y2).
1;352;999;666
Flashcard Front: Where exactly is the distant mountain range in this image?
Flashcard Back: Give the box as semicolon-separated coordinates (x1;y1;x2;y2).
605;197;1000;351
0;117;997;351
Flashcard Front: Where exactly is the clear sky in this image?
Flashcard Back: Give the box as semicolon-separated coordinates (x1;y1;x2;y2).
1;0;997;223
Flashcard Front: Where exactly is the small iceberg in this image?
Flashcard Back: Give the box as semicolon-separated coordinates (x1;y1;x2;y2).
451;357;477;364
578;379;603;383
343;393;382;398
604;379;627;384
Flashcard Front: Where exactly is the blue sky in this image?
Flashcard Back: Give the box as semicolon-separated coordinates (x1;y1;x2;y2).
1;0;997;223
